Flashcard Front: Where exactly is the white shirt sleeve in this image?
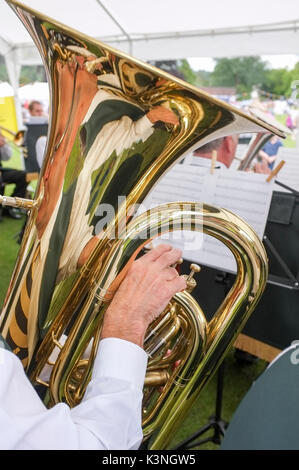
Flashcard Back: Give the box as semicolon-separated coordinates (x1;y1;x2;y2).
0;338;148;450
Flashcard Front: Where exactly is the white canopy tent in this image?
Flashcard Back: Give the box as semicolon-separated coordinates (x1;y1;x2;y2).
0;0;298;125
1;0;299;61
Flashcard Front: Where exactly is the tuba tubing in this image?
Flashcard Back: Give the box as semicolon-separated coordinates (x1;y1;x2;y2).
39;201;267;448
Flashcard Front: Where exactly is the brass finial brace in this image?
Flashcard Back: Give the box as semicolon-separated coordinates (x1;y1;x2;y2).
0;179;44;211
184;263;201;293
51;331;63;350
187;263;201;282
171;257;183;269
0;194;34;210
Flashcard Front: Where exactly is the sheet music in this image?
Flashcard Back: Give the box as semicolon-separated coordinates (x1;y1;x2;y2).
141;164;274;273
275;149;299;193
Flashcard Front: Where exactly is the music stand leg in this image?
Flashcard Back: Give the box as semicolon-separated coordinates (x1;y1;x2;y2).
171;361;228;449
171;272;233;450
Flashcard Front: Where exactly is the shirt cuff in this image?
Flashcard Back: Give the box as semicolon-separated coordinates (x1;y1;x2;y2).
92;338;148;390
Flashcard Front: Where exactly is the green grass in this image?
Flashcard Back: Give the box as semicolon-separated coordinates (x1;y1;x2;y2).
275;114;297;148
0;147;28;307
169;353;267;449
0;214;25;309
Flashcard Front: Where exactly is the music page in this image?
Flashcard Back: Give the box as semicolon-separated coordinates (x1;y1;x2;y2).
140;164;274;273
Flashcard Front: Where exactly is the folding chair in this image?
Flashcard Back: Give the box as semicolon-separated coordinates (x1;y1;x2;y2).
221;345;299;450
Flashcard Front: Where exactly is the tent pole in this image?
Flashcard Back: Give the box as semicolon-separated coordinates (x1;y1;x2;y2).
4;50;22;129
4;50;25;169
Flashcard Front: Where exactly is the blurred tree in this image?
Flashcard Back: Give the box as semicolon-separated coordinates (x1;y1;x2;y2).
289;61;299;97
0;55;46;84
177;59;198;84
178;60;211;87
19;65;46;85
0;55;8;81
196;70;211;87
262;68;293;97
210;56;268;95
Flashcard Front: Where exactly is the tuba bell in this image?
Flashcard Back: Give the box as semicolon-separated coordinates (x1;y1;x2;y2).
0;0;285;449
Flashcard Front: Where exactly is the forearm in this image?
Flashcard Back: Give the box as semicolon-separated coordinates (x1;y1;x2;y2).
101;304;146;347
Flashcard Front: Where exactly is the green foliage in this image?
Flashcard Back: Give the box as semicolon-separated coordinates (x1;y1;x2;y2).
210;56;268;95
0;64;8;81
178;59;198;85
275;115;296;148
0;55;8;81
196;69;211;87
0;54;46;85
0;216;24;309
19;65;46;85
262;68;294;97
208;56;299;99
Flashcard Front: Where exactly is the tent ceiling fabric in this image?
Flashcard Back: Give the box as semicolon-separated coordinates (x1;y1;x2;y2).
0;0;298;63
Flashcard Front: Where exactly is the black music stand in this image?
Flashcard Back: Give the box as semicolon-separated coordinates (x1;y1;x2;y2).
263;181;299;291
172;271;233;450
172;180;299;450
23;119;48;172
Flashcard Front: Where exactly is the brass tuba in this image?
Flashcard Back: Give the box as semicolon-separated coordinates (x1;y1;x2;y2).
0;0;285;449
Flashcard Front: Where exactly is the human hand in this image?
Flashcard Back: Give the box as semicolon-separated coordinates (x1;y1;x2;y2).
101;244;186;347
146;106;179;126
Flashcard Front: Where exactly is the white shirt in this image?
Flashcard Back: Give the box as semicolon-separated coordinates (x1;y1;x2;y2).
0;338;148;450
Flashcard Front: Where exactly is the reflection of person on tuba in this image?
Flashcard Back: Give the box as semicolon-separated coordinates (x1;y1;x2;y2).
1;47;178;365
0;131;28;220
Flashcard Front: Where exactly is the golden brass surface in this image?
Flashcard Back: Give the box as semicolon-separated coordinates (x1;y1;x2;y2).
0;0;285;449
0;194;33;210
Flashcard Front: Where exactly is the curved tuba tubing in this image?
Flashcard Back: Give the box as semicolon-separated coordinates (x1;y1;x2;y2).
0;0;284;449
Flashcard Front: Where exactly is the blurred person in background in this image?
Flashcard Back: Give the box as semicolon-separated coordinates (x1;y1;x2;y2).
258;135;283;171
28;100;47;119
23;100;48;172
0;131;28;220
189;135;238;169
